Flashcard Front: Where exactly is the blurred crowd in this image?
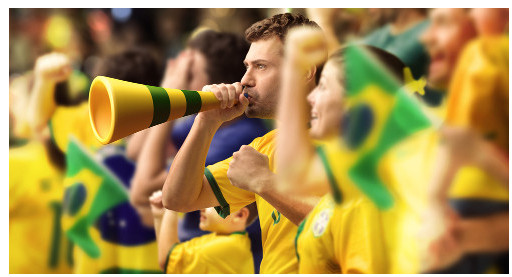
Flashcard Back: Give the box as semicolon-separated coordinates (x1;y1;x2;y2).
9;8;509;274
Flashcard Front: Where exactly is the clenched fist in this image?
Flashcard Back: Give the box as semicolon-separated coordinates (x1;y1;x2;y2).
227;145;274;194
34;52;72;84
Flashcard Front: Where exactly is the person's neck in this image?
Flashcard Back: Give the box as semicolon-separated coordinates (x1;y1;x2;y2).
390;10;426;35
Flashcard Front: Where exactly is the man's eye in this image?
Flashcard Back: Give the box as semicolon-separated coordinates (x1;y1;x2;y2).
257;64;266;70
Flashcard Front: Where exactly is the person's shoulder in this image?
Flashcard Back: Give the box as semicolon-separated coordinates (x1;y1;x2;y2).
248;129;277;148
467;35;508;65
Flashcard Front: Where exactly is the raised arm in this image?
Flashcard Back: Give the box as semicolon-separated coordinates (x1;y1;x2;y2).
306;8;342;55
429;126;509;204
149;191;180;271
27;52;72;135
276;27;327;189
125;129;151;161
130;122;174;226
162;83;249;212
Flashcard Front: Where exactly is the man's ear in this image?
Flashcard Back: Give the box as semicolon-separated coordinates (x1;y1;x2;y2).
305;65;318;83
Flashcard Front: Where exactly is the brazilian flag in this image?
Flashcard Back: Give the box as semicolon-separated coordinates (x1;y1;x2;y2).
61;137;128;258
340;45;431;210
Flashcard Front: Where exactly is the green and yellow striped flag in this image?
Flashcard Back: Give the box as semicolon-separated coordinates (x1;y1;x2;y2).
61;137;128;258
340;45;431;210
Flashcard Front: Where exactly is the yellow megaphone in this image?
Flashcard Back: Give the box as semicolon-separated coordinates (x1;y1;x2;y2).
89;76;220;144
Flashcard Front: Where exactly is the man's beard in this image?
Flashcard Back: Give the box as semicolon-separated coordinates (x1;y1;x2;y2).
245;102;275;119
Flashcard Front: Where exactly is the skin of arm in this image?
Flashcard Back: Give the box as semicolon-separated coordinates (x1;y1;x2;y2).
27;52;72;135
157;210;180;270
459;211;509;253
149;191;180;271
130;121;174;226
424;211;509;272
429;126;509;203
277;27;329;190
162;82;249;212
423;126;509;272
125;129;150;161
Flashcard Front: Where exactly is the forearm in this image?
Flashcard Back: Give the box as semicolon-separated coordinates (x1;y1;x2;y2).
315;22;340;55
259;174;324;225
428;146;459;202
162;116;220;211
478;144;509;188
276;64;316;183
131;122;174;204
460;212;509;253
126;129;150;161
157;210;180;270
306;8;341;55
28;77;57;133
153;214;163;243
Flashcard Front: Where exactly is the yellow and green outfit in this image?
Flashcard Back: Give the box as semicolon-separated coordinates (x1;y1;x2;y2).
164;231;254;273
205;130;306;273
9;141;73;274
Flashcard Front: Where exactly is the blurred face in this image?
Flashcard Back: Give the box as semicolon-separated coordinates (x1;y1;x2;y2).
188;50;209;91
241;37;283;119
307;61;344;139
421;8;476;89
199;207;231;232
470;8;509;36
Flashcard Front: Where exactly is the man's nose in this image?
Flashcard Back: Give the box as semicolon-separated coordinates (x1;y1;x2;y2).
241;70;255;87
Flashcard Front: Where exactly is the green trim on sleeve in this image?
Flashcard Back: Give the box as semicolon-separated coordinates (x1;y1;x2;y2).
48;120;58;148
295;219;307;261
204;167;231;218
100;267;163;274
315;146;343;204
163;242;179;274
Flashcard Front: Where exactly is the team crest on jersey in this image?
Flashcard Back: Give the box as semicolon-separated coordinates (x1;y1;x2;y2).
311;207;333;237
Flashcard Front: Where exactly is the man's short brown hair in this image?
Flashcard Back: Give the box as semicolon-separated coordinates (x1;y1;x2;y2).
245;13;319;43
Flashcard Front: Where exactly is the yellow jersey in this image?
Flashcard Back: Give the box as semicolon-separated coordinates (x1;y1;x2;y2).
165;231;254;274
316;127;508;273
306;130;439;273
296;193;387;273
441;36;509;274
9;141;73;274
205;130;303;273
446;36;509;152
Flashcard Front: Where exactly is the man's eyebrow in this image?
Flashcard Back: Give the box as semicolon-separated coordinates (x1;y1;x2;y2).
245;59;270;65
